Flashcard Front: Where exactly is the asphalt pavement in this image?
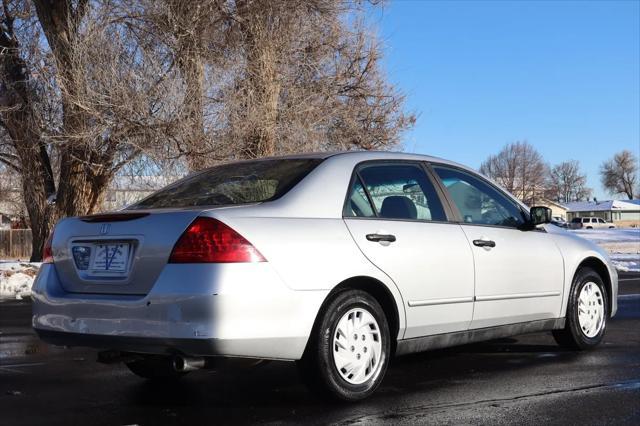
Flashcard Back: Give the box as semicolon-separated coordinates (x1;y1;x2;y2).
1;274;639;425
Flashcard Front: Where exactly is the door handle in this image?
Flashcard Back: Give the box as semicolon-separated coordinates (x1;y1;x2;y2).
366;233;396;243
473;239;496;248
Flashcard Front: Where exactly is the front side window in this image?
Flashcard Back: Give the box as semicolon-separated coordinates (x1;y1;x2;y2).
345;163;446;221
598;218;606;223
433;166;526;228
129;159;322;209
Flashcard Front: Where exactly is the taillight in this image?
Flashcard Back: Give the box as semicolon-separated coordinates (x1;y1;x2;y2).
169;217;266;263
42;231;54;264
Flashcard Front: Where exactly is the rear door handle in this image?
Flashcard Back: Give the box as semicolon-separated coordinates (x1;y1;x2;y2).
366;233;396;243
473;239;496;248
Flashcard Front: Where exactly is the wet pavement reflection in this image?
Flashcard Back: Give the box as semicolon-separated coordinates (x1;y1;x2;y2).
1;290;639;425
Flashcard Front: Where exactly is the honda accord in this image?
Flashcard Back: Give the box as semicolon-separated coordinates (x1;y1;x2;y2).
32;151;618;401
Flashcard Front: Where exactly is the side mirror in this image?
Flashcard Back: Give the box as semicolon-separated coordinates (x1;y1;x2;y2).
530;206;552;226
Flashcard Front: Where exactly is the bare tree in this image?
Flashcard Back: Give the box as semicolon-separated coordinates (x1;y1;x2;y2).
130;0;414;169
600;150;638;200
135;0;233;171
1;0;58;260
1;0;180;259
479;141;548;205
1;0;415;260
547;160;591;203
219;0;415;160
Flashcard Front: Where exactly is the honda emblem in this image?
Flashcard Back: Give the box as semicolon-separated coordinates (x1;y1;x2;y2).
99;224;111;235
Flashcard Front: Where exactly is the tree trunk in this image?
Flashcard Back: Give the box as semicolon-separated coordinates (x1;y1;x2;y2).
245;41;280;158
1;16;57;261
238;0;282;159
11;133;55;261
35;0;108;220
178;49;207;171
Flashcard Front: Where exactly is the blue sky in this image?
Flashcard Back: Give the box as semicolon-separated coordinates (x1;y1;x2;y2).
372;0;640;199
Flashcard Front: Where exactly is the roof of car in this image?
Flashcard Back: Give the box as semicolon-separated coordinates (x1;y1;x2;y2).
256;150;449;162
331;150;450;162
265;150;466;168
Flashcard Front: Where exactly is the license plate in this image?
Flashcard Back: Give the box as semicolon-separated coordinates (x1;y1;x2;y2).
91;243;130;273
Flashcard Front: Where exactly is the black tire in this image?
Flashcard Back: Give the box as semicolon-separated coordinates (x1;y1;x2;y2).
553;267;609;350
297;289;390;402
125;355;187;380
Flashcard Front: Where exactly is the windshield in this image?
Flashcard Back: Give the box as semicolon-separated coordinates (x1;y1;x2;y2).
129;159;323;209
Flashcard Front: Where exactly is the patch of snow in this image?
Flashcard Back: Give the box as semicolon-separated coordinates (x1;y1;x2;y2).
569;229;640;272
569;228;640;243
610;254;640;273
0;262;40;300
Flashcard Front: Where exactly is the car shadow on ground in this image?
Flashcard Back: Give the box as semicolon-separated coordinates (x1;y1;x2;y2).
122;334;586;411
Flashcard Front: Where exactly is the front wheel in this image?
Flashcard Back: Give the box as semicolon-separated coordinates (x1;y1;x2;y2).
298;289;390;401
553;267;608;350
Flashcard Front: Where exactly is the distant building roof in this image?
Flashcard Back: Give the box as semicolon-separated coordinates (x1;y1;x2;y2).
565;200;640;212
538;199;568;210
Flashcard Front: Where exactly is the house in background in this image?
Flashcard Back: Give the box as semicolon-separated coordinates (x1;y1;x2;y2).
0;171;27;228
565;200;640;227
534;199;569;221
0;213;12;230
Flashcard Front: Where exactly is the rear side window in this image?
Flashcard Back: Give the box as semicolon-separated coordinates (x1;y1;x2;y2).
129;159;322;209
345;178;376;218
344;163;446;221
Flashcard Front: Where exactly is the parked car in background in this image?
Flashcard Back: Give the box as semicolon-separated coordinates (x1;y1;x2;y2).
31;151;618;401
551;216;568;228
569;217;616;229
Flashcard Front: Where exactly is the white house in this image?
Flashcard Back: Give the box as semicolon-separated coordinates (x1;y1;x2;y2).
565;200;640;227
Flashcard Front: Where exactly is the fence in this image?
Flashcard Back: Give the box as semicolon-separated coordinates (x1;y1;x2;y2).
0;229;33;259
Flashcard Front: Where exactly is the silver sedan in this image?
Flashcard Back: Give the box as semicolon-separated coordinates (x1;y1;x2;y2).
32;151;617;401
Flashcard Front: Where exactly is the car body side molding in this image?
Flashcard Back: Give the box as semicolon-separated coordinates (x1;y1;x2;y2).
395;318;565;356
474;291;561;302
407;296;474;307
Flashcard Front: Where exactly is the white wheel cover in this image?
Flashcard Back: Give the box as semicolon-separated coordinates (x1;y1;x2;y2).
332;307;383;385
577;282;605;338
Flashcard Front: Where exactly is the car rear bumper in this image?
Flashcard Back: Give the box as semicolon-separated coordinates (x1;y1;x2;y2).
31;263;328;360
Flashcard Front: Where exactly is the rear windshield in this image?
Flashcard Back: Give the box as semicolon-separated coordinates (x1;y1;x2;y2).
571;218;581;223
129;159;323;209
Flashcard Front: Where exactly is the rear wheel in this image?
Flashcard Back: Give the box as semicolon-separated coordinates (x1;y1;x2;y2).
553;267;608;350
298;290;390;401
125;355;187;380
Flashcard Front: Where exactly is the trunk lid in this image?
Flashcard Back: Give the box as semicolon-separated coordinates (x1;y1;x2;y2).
51;209;202;295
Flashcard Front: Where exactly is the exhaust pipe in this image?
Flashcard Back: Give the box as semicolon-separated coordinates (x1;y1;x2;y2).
172;355;206;372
